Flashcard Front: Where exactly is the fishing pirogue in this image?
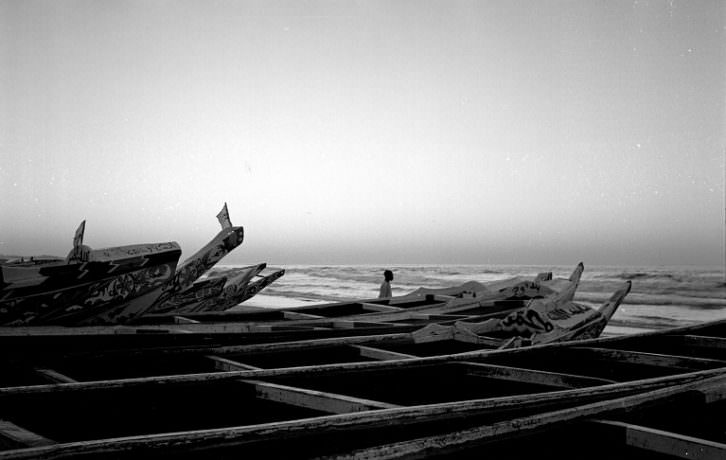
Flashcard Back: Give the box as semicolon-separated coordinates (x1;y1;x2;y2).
0;204;283;326
0;263;628;354
0;318;725;459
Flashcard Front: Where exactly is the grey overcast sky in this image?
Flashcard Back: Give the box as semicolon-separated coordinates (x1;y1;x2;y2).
1;0;724;266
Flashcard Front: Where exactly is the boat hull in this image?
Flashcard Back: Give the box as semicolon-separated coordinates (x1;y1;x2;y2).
0;243;181;326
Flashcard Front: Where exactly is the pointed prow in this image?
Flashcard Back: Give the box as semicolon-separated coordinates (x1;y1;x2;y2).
217;203;233;230
555;262;584;303
66;220;89;263
569;262;584;283
597;281;632;321
73;220;86;248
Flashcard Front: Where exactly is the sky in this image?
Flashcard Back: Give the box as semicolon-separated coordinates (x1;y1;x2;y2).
1;0;724;266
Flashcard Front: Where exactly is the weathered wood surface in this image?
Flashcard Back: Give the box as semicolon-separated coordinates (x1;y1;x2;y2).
591;419;726;460
3;317;726;397
565;346;726;370
240;379;400;413
0;420;55;449
0;318;724;459
1;371;724;460
457;362;616;389
32;369;77;384
310;373;726;460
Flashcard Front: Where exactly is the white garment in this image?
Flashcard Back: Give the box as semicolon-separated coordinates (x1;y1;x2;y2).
378;281;392;298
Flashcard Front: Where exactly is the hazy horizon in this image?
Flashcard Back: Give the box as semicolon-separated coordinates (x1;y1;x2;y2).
2;1;724;267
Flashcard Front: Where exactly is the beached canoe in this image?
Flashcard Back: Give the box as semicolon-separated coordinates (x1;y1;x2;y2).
447;280;632;348
0;283;629;383
144;203;244;314
0;221;182;326
141;276;229;315
402;266;578;300
0;203;245;326
153;263;268;314
128;263;585;331
177;265;287;314
0;264;584;341
233;267;286;305
0;318;725;458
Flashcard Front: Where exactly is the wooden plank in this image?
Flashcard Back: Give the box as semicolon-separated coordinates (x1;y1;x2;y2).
208;333;414;356
352;345;418;361
696;380;726;404
359;303;406;313
592;419;726;460
172;316;200;324
667;335;726;351
567;347;726;370
332;321;412;329
459;362;616;389
283;311;326;320
306;376;726;460
33;368;77;384
4;346;726;400
0;419;55;447
206;355;262;371
240;379;400;413
5;370;725;459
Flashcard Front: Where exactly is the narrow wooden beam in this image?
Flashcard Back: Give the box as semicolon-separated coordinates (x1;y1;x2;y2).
240;379;400;413
359;303;406;313
173;316;200;324
459;362;616;389
696;380;726;404
666;335;726;351
332;321;411;329
567;347;726;370
33;368;78;384
592;419;726;460
352;345;418;361
0;419;55;447
5;373;726;459
208;333;413;356
206;355;262;371
282;311;326;320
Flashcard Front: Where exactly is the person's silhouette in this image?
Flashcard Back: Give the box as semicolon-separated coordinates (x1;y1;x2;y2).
378;270;393;298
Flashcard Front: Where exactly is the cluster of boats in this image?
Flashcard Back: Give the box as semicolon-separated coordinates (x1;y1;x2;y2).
1;207;724;458
0;204;285;326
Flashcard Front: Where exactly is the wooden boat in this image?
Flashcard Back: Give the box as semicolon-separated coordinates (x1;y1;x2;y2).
0;264;585;343
176;265;287;314
0;280;629;378
0;317;725;458
126;263;586;332
0;221;182;326
403;269;561;299
446;280;631;348
234;267;286;305
143;276;229;315
154;263;268;314
144;203;245;313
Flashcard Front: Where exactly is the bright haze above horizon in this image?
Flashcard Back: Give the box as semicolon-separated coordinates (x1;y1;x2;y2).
1;1;724;267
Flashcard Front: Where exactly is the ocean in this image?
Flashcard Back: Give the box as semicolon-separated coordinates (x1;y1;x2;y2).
216;263;726;336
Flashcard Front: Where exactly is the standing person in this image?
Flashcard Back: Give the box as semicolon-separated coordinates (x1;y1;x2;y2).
378;270;394;298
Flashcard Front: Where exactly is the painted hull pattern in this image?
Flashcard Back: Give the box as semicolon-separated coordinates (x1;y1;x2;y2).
451;281;632;348
170;264;273;314
232;268;286;306
145;227;244;313
0;243;182;326
149;277;229;314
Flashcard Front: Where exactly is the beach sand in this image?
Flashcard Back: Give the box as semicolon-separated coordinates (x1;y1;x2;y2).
231;294;317;310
